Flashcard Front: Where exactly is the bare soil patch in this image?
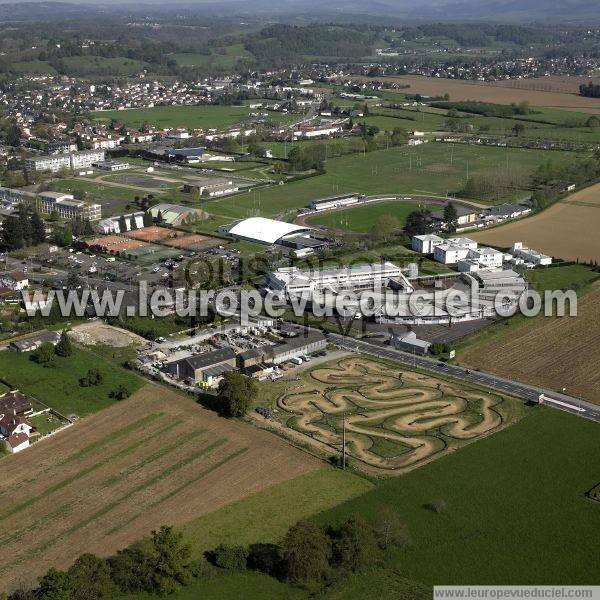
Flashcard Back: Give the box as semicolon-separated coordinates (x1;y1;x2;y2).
69;322;147;348
461;284;600;404
374;75;600;114
471;185;600;263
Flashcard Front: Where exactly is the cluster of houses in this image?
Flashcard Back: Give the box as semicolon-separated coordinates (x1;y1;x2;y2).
412;234;552;271
0;390;34;454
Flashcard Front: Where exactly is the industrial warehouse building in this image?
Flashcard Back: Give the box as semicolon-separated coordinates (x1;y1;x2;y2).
390;331;432;355
182;177;239;197
164;347;237;385
237;331;326;371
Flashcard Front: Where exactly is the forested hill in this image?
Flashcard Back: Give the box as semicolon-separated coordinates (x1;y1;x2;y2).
245;25;376;66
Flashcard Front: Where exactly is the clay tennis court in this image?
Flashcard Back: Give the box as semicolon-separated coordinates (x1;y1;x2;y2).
163;233;219;249
0;384;320;592
123;225;175;242
84;235;147;253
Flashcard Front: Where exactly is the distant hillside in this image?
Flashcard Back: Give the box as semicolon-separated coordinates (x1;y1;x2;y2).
0;0;598;24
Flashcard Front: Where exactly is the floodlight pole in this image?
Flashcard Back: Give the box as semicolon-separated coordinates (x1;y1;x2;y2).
342;411;346;470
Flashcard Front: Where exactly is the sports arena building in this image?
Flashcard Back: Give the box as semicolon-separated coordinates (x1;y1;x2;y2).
219;217;327;257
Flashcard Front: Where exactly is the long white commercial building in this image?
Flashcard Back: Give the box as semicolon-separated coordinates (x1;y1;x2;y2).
265;262;413;296
25;150;105;173
510;242;552;266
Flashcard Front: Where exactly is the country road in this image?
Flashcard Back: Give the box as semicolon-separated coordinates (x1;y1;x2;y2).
327;332;600;424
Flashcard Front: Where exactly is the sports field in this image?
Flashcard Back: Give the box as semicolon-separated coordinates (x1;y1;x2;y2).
471;182;600;263
210;143;570;219
92;103;296;130
0;384;322;591
269;357;524;473
306;199;432;232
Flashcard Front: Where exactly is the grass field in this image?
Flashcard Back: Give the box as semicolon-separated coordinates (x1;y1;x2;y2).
0;383;322;592
182;468;372;551
92;103;295;130
10;60;56;74
306;200;432;232
0;345;142;416
209;143;576;219
471;182;600;263
314;407;600;585
123;395;600;599
48;176;191;217
258;356;525;473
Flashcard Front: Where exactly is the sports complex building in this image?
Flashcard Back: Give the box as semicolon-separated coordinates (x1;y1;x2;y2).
219;217;328;256
263;262;527;325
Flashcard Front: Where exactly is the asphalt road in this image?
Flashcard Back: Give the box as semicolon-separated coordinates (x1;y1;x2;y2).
327;333;600;424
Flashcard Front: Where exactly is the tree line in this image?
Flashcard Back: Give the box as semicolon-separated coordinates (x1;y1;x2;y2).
0;204;45;250
5;506;411;599
579;82;600;98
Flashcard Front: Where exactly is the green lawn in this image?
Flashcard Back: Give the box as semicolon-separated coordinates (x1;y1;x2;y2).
119;401;600;599
0;345;142;417
92;102;294;131
306;200;432;232
209;143;574;219
182;468;373;551
314;407;600;586
10;60;56;74
525;264;600;292
48;178;190;217
123;572;305;600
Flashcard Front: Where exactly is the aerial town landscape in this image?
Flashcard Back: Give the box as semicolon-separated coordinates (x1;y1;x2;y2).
0;1;599;598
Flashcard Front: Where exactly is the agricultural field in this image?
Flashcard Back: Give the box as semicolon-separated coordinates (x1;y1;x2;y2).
471;182;600;263
259;356;524;473
0;384;322;592
365;74;600;114
209;143;577;219
305;199;435;233
0;344;142;417
459;280;600;404
126;388;600;599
